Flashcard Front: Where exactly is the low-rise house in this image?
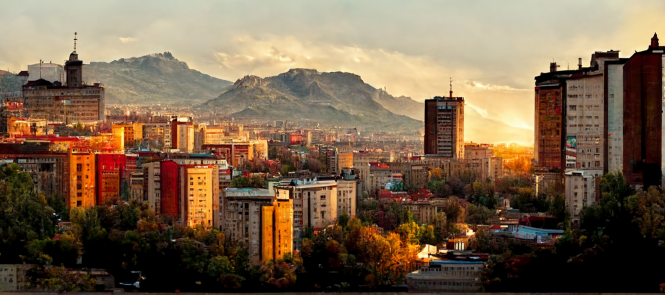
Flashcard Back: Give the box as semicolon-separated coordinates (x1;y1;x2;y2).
406;260;484;292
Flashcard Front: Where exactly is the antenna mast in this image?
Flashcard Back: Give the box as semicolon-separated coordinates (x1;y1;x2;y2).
39;59;43;79
449;77;453;98
74;32;77;52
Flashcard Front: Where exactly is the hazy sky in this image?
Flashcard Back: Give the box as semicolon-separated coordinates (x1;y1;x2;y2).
1;1;664;145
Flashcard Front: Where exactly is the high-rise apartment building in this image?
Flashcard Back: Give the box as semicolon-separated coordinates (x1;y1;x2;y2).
95;154;126;205
180;164;219;228
336;179;356;217
276;179;338;249
142;161;161;212
171;119;194;153
424;93;464;159
621;33;663;187
564;51;619;176
605;58;629;173
160;160;180;219
261;196;293;262
68;150;96;208
223;188;274;261
536;33;664;188
534;64;567;170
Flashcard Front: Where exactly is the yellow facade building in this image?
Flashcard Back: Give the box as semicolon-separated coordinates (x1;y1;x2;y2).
182;165;219;228
67;150;96;208
261;197;293;262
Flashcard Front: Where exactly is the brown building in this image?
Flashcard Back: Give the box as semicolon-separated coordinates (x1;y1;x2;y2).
534;67;565;170
424;92;465;159
621;33;663;187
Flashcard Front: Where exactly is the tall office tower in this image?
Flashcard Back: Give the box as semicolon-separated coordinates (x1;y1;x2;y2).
424;89;465;159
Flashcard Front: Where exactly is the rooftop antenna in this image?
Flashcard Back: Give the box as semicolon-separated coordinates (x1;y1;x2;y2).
449;77;453;98
74;32;77;52
39;59;43;79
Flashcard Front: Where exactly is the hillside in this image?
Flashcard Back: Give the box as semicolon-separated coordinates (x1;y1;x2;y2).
84;52;232;105
374;92;424;121
199;69;422;131
0;72;25;93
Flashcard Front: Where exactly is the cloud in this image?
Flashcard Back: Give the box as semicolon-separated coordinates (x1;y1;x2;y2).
465;81;527;91
118;37;137;43
210;35;534;144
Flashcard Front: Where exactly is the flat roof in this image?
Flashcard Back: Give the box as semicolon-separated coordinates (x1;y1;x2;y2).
430;260;484;265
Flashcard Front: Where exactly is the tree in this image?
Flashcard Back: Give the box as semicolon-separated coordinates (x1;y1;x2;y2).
626;186;665;239
465;203;493;226
430;212;447;242
0;164;57;264
248;175;265;188
29;265;97;292
230;176;250;188
429;168;443;180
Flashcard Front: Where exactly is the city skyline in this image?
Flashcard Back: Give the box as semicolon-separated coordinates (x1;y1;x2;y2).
2;0;664;145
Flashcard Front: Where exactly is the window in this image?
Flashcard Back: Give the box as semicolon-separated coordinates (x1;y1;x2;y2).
76;164;82;172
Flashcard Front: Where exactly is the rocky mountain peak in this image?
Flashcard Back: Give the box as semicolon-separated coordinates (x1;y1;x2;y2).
233;75;267;88
279;68;319;78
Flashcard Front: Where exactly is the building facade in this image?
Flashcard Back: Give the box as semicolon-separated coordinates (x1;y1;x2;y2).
68;151;96;208
621;34;663;187
95;154;126;205
564;171;596;223
22;50;105;124
424;94;465;158
261;197;294;262
223;188;273;261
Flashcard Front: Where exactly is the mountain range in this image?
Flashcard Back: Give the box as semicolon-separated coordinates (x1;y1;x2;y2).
198;68;423;131
83;52;233;105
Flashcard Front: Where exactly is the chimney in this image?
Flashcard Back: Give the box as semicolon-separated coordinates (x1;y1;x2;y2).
578;58;582;70
651;32;659;48
549;62;559;73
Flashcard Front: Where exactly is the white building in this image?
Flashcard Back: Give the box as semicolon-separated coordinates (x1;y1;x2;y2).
565;51;619;177
142;162;161;212
606;59;628;173
565;171;596;223
336;179;356;217
276;178;338;250
27;62;65;84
